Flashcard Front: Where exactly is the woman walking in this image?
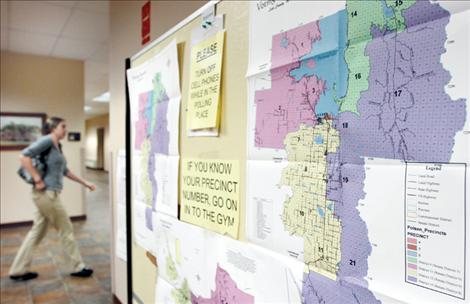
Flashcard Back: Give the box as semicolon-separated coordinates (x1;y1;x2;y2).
9;117;95;281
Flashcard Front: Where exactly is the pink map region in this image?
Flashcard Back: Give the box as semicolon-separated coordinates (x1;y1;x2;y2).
255;21;325;149
271;20;321;70
134;92;149;149
191;264;254;304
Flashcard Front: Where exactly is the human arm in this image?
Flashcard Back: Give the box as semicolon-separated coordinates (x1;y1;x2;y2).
64;170;96;191
19;154;46;190
20;136;53;190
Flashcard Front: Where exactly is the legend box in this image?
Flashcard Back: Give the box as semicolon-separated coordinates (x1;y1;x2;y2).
404;162;466;299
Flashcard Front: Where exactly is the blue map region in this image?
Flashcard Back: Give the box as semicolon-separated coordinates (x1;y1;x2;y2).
380;0;394;18
289;10;348;117
314;135;324;144
280;36;289;49
317;206;325;218
144;91;154;135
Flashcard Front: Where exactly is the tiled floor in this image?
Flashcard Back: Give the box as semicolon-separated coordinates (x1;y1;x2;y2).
0;169;113;304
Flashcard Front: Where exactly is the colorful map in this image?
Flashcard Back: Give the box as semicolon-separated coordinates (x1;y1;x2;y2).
153;212;304;304
191;265;254;304
128;40;181;252
248;0;468;303
135;73;171;215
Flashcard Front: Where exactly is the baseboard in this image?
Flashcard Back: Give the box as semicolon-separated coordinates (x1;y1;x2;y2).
0;215;87;229
86;166;105;171
113;294;123;304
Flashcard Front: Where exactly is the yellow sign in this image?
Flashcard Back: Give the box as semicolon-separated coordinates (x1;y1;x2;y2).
187;30;225;130
180;158;239;238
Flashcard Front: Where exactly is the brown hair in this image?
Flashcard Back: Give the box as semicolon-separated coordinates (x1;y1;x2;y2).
44;116;65;134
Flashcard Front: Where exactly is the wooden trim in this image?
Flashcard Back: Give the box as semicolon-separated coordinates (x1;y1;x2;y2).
85;166;107;171
113;294;123;304
0;215;86;229
145;251;158;267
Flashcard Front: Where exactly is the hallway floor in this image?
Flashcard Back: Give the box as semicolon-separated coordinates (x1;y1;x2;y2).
0;169;113;304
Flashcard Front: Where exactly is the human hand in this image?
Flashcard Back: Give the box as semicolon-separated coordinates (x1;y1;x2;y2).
35;180;46;191
85;182;96;191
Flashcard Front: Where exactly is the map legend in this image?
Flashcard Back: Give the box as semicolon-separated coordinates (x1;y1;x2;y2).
407;237;418;282
404;162;466;299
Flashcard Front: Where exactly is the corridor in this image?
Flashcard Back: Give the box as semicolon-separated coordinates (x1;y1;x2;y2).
0;169;112;304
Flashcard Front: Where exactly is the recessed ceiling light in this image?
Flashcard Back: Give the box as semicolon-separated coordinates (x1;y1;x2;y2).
93;91;110;103
84;106;92;112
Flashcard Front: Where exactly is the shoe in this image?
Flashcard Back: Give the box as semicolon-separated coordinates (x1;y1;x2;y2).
10;272;38;281
70;268;93;277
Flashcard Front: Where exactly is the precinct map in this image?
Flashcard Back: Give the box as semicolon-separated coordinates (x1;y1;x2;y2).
247;1;469;303
153;212;303;304
127;40;181;252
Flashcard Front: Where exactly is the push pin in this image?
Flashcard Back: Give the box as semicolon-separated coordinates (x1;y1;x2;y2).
202;21;212;29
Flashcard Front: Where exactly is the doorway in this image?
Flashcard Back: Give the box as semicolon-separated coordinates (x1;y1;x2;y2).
96;127;105;170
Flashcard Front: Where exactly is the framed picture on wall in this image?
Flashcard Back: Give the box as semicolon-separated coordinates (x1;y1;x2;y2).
0;112;46;151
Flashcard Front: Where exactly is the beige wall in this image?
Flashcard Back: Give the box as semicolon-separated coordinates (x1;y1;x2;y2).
85;114;110;171
109;1;207;303
0;51;86;224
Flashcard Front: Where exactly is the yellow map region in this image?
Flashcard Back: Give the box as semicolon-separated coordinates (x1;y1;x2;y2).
281;121;341;280
140;139;153;206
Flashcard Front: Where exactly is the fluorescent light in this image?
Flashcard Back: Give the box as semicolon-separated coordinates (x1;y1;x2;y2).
84;106;92;112
92;91;110;102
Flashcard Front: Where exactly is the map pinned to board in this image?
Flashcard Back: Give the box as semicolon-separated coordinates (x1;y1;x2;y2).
127;40;181;252
153;212;304;304
247;1;468;303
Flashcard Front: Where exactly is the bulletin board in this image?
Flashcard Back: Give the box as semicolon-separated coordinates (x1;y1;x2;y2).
126;1;470;303
128;1;249;303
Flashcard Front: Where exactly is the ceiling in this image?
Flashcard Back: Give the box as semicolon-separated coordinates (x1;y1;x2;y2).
1;1;109;118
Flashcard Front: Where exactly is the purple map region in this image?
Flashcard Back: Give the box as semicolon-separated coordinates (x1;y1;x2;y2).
145;206;153;230
339;3;465;165
148;91;170;210
254;20;324;149
134;93;149;150
151;93;170;156
191;264;254;304
253;1;466;303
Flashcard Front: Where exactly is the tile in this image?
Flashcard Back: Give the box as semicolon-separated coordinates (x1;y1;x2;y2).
0;169;111;303
1;245;21;255
0;275;26;289
83;253;109;264
31;257;54;266
81;246;105;256
31;264;60;281
98;278;112;292
69;291;113;304
30;278;64;296
0;284;30;303
92;263;110;272
78;237;96;246
32;289;69;304
0;237;22;246
67;281;102;294
0;254;15;266
0;266;11;278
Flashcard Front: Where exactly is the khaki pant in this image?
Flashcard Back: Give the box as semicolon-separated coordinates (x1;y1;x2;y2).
9;190;85;276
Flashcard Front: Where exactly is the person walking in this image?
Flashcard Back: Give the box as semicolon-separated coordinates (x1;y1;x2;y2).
9;117;95;281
